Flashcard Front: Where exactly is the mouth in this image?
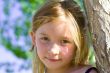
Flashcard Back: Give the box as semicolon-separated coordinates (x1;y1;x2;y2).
45;57;61;62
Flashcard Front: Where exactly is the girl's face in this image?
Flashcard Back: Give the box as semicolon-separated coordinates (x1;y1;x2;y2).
31;19;77;70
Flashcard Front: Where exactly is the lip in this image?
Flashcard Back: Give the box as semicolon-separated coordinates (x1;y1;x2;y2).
46;57;61;62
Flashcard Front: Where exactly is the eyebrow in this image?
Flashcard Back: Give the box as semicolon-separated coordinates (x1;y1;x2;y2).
62;36;71;40
39;33;72;40
39;33;48;36
62;35;74;41
62;34;71;38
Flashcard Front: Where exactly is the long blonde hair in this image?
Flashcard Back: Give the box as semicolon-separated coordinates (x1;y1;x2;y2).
31;0;89;73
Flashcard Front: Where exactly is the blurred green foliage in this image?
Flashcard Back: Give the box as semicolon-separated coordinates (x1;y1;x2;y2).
1;0;44;59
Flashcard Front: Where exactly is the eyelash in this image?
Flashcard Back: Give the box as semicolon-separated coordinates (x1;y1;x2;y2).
61;39;71;44
40;37;49;41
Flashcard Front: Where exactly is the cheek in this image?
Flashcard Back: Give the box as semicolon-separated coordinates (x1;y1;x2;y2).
61;45;76;59
35;39;47;57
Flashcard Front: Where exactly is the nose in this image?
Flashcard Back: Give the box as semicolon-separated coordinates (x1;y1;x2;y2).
48;44;61;55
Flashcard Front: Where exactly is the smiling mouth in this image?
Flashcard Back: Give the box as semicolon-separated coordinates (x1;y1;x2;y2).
45;57;61;62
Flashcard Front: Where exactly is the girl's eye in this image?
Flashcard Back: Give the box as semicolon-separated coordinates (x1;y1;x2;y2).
61;39;71;44
40;37;50;42
41;37;49;41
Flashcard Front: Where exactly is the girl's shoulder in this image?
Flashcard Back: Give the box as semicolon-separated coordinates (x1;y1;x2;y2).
70;65;98;73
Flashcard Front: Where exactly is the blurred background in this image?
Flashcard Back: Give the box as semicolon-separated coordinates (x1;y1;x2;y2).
0;0;95;73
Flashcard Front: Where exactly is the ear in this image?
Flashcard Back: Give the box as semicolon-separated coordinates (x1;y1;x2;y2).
30;31;36;46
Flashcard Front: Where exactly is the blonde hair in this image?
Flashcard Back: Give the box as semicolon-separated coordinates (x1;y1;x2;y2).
31;0;89;73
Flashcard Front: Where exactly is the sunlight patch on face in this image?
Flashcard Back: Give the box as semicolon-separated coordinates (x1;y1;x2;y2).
50;44;61;55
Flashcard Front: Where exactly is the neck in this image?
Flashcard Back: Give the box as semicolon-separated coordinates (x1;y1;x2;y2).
46;64;73;73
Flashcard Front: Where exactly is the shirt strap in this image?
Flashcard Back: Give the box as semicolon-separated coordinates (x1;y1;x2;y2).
85;67;99;73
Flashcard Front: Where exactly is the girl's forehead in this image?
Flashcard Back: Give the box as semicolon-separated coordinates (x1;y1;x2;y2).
37;18;73;31
36;19;74;38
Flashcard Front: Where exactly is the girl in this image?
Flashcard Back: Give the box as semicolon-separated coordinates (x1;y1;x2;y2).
30;0;98;73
